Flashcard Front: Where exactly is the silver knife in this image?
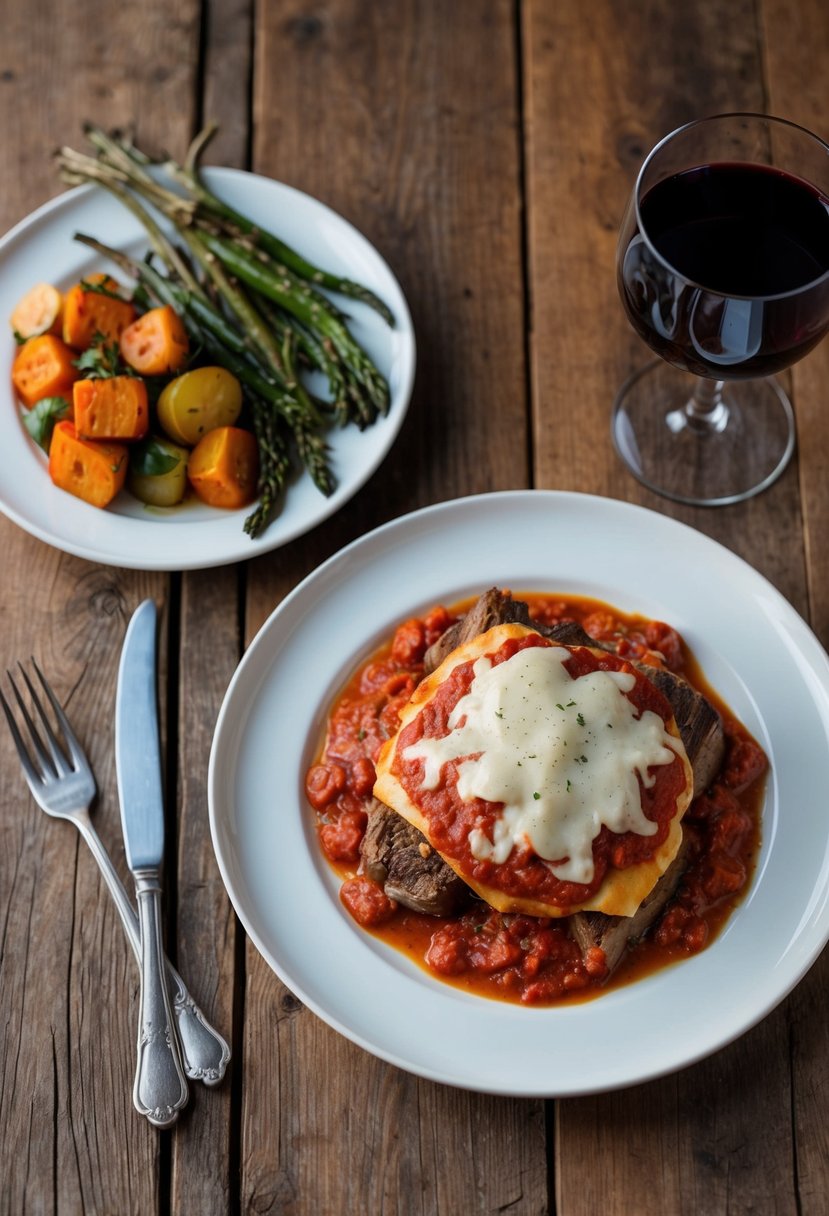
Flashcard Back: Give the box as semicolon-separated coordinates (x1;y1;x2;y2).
116;599;189;1128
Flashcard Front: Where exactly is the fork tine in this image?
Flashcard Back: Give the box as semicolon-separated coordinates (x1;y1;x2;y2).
0;682;47;793
11;663;71;779
29;659;90;776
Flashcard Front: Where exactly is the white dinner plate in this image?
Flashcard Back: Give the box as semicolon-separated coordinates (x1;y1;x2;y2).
0;170;415;569
208;490;829;1096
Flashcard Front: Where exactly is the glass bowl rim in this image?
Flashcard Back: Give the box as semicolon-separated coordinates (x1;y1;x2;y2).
631;111;829;302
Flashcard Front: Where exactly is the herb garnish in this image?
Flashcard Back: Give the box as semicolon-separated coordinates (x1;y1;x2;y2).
22;396;70;450
73;335;127;379
128;437;181;478
79;276;129;302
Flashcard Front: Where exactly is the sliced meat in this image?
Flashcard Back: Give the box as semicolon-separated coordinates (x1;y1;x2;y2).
646;668;725;795
360;799;469;916
540;620;596;647
425;590;597;672
569;828;697;975
423;587;535;673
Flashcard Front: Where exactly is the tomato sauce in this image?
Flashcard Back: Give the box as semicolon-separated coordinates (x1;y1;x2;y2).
305;593;767;1006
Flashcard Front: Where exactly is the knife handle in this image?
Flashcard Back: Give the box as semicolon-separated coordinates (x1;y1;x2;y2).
133;870;189;1127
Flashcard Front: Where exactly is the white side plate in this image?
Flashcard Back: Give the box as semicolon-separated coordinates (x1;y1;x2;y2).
0;170;415;569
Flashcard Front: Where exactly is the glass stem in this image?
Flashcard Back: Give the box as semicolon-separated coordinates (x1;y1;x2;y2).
685;378;728;434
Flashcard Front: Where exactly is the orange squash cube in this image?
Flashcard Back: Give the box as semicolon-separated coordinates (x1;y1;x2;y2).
120;305;190;376
73;375;149;441
187;426;259;509
62;274;136;350
12;334;79;407
48;420;128;508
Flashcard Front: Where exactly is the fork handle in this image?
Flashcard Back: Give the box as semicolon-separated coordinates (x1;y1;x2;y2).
75;813;230;1085
133;869;189;1127
166;962;231;1086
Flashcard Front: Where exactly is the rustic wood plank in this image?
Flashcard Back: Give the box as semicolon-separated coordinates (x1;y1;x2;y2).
172;569;241;1214
241;989;440;1213
0;0;198;1211
759;4;829;1215
760;0;829;647
201;0;254;170
524;1;810;1213
240;2;542;1213
556;1032;797;1216
242;981;549;1214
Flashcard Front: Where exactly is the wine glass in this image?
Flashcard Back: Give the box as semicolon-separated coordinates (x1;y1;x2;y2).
613;113;829;506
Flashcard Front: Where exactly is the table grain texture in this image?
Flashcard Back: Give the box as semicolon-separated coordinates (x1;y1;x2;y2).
1;1;828;1213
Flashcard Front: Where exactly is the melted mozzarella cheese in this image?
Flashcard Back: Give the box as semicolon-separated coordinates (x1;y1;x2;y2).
402;644;681;885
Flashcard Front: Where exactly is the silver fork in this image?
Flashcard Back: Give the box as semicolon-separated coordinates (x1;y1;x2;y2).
1;659;230;1095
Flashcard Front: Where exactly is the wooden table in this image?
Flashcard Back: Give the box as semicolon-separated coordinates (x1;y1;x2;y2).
2;2;828;1212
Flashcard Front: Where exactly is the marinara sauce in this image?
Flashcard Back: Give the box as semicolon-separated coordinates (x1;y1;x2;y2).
304;593;767;1006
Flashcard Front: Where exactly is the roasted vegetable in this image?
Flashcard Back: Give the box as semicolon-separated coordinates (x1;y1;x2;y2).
12;334;79;407
187;425;259;509
156;366;242;446
128;436;189;506
119;304;189;376
10;283;63;339
48;420;128;507
73;375;149;441
62;273;136;350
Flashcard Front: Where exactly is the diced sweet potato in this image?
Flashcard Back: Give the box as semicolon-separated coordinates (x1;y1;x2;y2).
48;420;128;508
11;334;79;407
62;274;136;350
187;426;259;509
73;375;149;441
119;305;190;376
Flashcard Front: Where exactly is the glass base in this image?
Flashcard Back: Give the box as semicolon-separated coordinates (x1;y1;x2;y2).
612;361;796;506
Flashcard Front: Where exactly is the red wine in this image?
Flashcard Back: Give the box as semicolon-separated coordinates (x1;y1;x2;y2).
619;162;829;378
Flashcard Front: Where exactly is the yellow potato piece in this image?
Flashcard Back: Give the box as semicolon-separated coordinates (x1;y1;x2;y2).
156;366;243;446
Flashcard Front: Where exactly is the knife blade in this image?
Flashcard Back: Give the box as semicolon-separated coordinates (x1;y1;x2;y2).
116;598;188;1128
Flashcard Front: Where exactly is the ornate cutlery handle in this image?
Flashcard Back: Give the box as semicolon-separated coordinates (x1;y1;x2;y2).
133;870;189;1128
77;811;230;1085
167;962;231;1085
